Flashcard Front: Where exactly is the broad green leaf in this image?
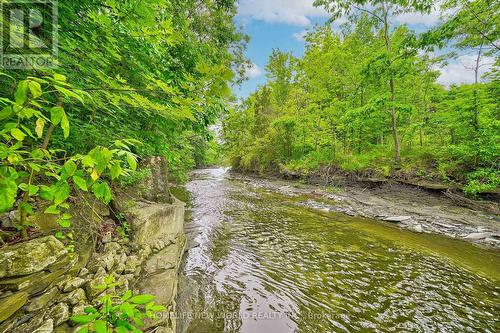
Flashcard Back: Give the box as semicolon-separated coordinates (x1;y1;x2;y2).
92;182;112;204
63;160;77;177
121;290;133;301
28;184;39;196
44;204;60;215
126;152;137;170
28;81;42;98
11;128;26;141
54;73;67;82
53;182;70;205
39;185;54;201
129;294;155;305
0;169;18;213
58;218;71;228
82;155;95;168
110;163;122;179
115;326;128;333
73;175;88;191
14;80;28;104
0;106;13;121
71;315;94;324
120;302;135;318
61;113;70;138
50;106;65;125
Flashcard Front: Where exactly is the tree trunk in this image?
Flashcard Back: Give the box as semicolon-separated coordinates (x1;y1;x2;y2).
382;2;401;163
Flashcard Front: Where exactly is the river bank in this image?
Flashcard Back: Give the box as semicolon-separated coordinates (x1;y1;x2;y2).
229;171;500;249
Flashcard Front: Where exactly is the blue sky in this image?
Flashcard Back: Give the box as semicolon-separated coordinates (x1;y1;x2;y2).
232;0;494;99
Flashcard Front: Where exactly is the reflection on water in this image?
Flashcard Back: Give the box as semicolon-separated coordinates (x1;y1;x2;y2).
176;168;500;333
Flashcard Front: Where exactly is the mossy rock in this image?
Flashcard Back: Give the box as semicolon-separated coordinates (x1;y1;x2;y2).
0;291;28;323
0;236;67;278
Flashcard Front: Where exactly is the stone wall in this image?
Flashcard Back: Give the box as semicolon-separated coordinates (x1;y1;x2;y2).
0;196;186;333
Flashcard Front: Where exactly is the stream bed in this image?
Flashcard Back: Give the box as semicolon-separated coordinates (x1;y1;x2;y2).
174;168;500;333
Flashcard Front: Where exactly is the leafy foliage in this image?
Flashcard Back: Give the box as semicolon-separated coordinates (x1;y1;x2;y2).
71;276;165;333
223;1;499;196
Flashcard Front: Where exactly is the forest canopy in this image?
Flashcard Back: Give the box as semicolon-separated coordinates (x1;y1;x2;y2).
222;0;499;195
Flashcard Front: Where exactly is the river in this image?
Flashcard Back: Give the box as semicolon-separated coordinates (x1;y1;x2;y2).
174;168;500;333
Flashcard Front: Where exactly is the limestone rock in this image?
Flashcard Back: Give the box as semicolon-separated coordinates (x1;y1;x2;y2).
54;323;72;333
127;198;184;246
0;291;28;322
60;288;86;306
71;302;91;317
123;255;141;274
46;303;69;326
94;266;106;278
62;278;86;292
383;216;411;223
78;268;89;277
464;232;492;240
103;242;121;255
0;236;67;278
137;269;177;329
84;276;106;299
32;319;54;333
144;243;182;274
26;287;59;312
11;313;44;333
412;224;423;233
0;268;67;295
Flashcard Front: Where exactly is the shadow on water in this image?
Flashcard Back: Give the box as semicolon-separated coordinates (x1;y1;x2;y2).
175;168;500;333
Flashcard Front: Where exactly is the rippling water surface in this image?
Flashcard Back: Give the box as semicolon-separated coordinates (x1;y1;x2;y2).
175;168;500;333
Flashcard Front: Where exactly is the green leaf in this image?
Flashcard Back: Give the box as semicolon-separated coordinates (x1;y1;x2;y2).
110;163;122;180
151;305;166;312
71;315;94;324
58;218;71;228
39;185;54;201
0;169;18;213
129;294;155;305
82;155;95;168
11;128;26;141
92;182;112;204
76;327;89;333
126;152;137;170
115;327;128;333
14;80;28;104
44;204;60;215
120;302;135;318
28;184;39;196
73;175;88;191
50;106;65;125
54;73;67;82
35;118;45;138
28;81;42;98
53;182;70;205
93;320;107;333
55;85;84;104
63;160;77;177
61;113;70;138
121;290;133;301
0;106;13;121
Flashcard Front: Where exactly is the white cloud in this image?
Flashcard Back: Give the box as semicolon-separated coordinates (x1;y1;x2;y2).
245;63;263;79
238;0;329;26
394;10;441;26
293;30;308;41
437;54;495;86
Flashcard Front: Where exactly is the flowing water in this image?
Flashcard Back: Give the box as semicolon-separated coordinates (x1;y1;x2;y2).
175;168;500;333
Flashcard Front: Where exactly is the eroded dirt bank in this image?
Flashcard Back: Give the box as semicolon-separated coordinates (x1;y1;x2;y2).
230;171;500;249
